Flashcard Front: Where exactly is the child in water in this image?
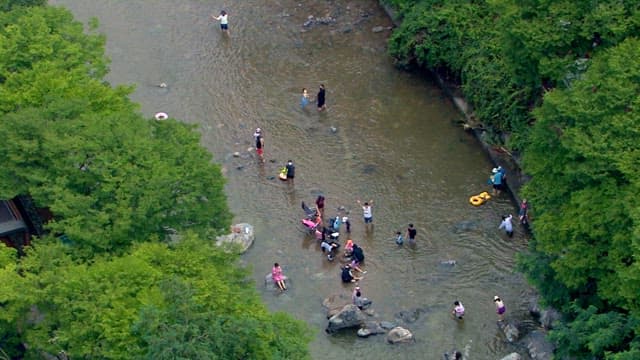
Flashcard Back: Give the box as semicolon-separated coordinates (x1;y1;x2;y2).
395;231;404;245
301;88;309;108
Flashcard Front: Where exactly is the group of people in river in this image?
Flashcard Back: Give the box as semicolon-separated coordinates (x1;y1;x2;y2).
449;295;507;323
300;84;327;111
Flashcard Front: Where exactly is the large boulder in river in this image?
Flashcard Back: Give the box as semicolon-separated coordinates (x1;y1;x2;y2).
498;321;520;343
215;223;254;253
326;304;366;333
386;326;414;344
323;293;351;318
499;353;522;360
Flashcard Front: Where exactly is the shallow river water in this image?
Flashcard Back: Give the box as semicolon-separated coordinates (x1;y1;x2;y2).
51;0;534;358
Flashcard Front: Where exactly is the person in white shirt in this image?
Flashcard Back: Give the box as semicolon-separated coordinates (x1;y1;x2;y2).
211;10;229;33
451;300;465;320
356;199;373;224
499;214;514;237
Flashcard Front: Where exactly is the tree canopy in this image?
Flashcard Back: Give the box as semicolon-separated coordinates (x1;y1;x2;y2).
0;5;231;256
0;2;311;358
521;38;640;359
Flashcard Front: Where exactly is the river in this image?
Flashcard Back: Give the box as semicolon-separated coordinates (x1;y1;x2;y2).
50;0;534;358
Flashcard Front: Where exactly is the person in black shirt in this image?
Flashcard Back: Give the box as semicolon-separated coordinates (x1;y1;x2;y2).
254;128;264;162
341;264;362;283
285;160;295;180
406;223;417;244
317;84;326;111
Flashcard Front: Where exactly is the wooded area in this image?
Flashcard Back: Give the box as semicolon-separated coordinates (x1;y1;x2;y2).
0;1;311;358
385;0;640;358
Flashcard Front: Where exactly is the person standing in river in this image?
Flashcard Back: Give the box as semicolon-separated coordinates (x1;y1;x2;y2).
315;195;325;218
211;10;229;34
499;214;514;237
254;128;264;162
519;198;529;227
494;295;506;321
405;223;417;244
356;199;373;226
317;84;326;111
285;160;295;182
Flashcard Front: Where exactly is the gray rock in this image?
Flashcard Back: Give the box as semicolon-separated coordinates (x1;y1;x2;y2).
316;17;336;25
326;304;367;333
372;26;384;33
379;321;396;330
540;308;561;330
232;151;241;157
498;321;520;343
386;326;414;344
499;353;522;360
357;321;386;337
356;297;372;310
524;330;555;360
528;296;541;318
215;223;254;253
395;308;423;323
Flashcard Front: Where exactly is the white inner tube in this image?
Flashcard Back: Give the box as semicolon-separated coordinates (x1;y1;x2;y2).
154;112;168;120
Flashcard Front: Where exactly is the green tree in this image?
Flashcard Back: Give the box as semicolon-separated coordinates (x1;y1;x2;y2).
1;237;311;359
135;278;312;360
0;0;45;12
0;5;231;255
522;37;640;358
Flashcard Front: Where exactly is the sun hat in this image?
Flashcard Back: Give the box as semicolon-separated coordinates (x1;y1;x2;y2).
342;217;349;222
492;168;499;174
494;295;500;301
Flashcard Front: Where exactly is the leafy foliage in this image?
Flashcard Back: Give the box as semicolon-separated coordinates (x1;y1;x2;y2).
522;38;640;358
0;238;311;359
0;6;231;255
387;0;640;149
0;0;45;12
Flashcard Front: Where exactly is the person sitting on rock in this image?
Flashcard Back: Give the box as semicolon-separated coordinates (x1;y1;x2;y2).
271;263;286;291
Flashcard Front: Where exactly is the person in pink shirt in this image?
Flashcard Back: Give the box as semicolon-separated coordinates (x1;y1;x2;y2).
271;263;286;291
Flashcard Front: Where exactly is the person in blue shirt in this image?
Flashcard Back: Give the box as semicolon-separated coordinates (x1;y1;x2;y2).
491;167;504;195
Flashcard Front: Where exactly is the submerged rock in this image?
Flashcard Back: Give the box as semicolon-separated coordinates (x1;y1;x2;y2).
386;326;414;344
498;321;520;343
357;321;385;337
215;223;254;253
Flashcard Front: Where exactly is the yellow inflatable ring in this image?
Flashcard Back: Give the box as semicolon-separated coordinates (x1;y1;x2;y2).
469;191;491;206
154;112;168;120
